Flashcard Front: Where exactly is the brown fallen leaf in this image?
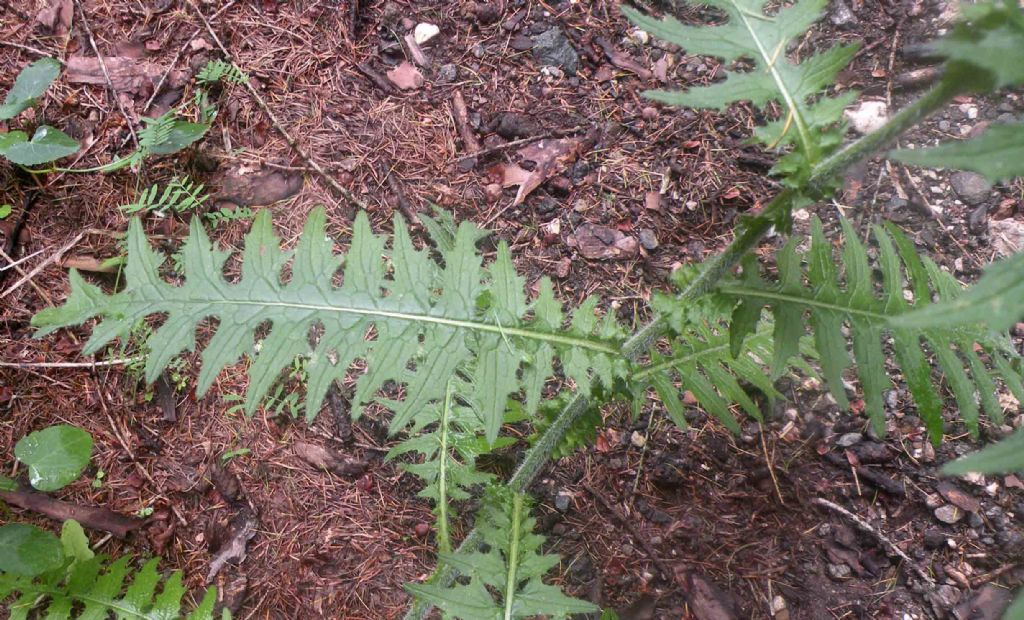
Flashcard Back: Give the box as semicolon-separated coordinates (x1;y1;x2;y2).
489;137;584;205
293;441;368;478
62;255;117;273
386;61;425;90
36;0;72;35
653;55;672;82
936;481;981;513
217;166;304;207
596;37;653;80
66;55;186;95
567;223;638;260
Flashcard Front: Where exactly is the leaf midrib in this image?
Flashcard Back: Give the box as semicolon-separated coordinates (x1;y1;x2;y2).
718;283;889;321
126;295;621;355
729;0;815;159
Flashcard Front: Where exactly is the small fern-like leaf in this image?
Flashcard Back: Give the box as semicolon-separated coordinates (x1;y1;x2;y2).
0;553;217;619
122;177;208;215
405;486;598;619
32;209;630;444
720;216;1024;442
197;60;249;86
622;0;858;163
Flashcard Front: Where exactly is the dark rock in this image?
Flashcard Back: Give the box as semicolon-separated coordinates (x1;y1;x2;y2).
968;203;989;233
472;2;501;24
950;171;992;206
923;529;947;549
435;63;458;83
852;441;894;464
495;112;540;139
510;34;534;51
532;28;579;75
639;228;659;250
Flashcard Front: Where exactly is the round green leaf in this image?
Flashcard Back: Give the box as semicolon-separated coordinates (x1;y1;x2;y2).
0;125;79;166
0;524;64;576
14;425;93;492
0;57;61;121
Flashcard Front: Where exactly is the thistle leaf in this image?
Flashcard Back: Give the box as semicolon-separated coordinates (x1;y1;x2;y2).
890;122;1024;183
622;1;858;161
33;209;629;444
405;487;598;619
941;430;1024;476
892;250;1024;332
926;1;1024;91
0;540;217;619
719;216;1024;442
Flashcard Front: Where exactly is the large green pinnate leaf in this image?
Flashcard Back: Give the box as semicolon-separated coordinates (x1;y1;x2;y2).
892;250;1024;332
721;217;1024;443
0;58;61;121
942;430;1024;476
891;122;1024;183
406;486;598;619
927;0;1024;91
0;126;79;166
32;208;629;444
0;553;218;619
14;425;93;492
622;0;858;163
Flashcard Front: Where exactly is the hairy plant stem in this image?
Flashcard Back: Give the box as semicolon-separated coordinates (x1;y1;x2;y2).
403;76;965;620
503;493;525;620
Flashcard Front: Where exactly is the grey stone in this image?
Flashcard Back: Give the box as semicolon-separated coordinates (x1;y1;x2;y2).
950;171;992;206
532;28;579;75
935;504;964;524
435;63;458;84
830;0;856;25
639;228;659;250
554;492;571;512
968;512;985;528
836;432;863;448
827;563;852;580
939;119;952;132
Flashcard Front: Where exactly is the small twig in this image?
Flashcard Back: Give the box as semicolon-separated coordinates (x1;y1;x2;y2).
186;0;367;211
0;190;36;287
760;424;786;505
0;356;145;369
75;1;139;149
0;247;52;305
356;61;400;95
970;563;1019;588
0;231;86;301
812;497;935;587
582;482;673;583
378;159;417;223
455;124;587;163
0;487;143;538
451;90;482;155
0;41;63;61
